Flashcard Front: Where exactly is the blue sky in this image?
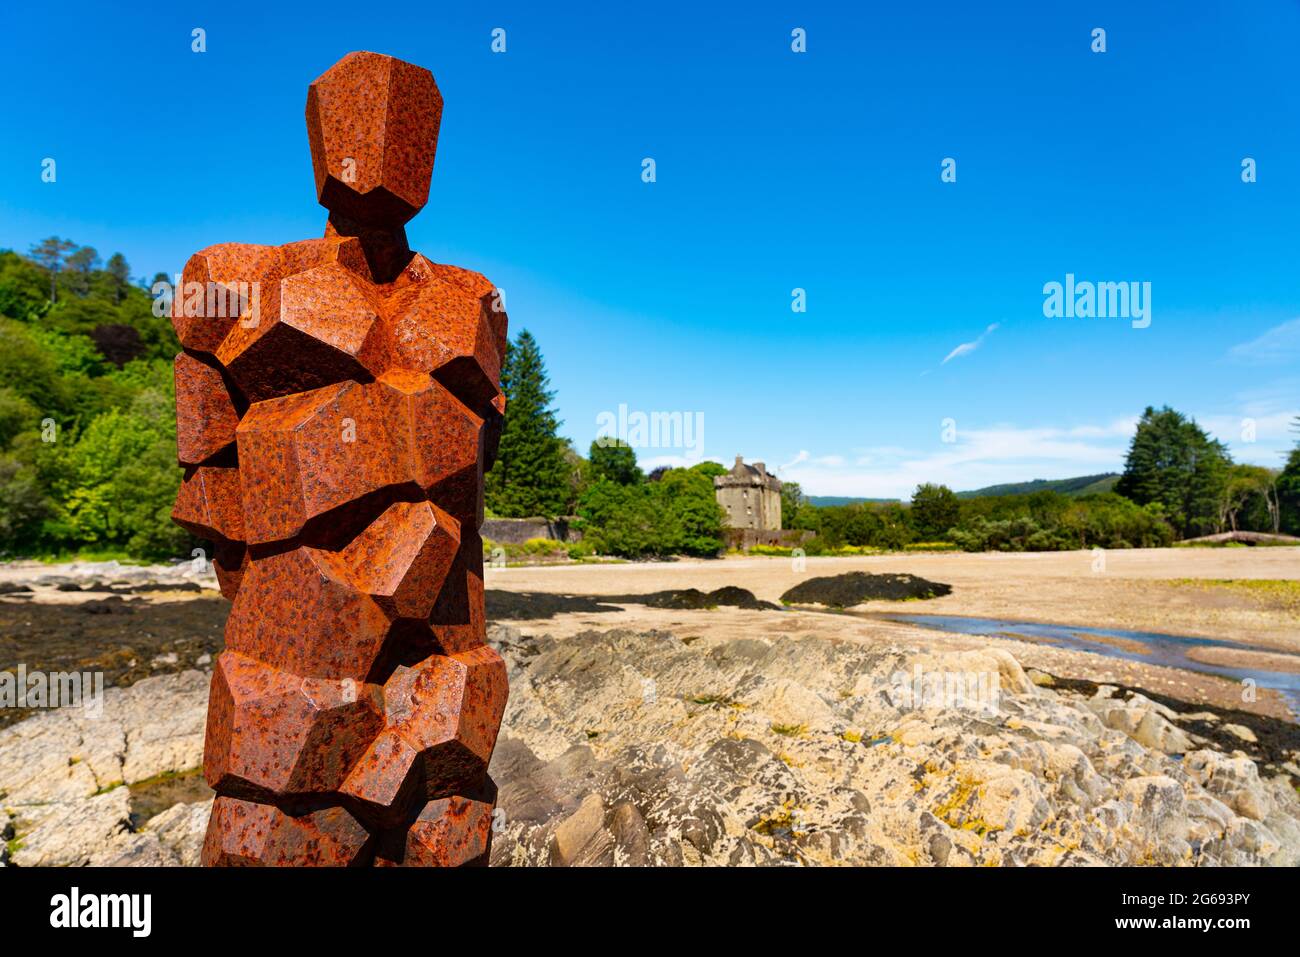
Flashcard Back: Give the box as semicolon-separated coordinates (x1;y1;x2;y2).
2;1;1297;497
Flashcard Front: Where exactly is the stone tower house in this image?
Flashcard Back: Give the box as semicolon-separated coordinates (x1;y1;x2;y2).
714;456;782;531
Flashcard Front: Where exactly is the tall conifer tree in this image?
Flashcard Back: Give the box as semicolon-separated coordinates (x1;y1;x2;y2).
485;330;570;517
1116;405;1231;537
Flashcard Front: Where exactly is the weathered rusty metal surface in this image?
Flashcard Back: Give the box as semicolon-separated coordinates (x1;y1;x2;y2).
375;792;496;866
306;51;444;228
217;262;392;403
174;352;239;466
172;465;244;543
171;244;278;357
174;51;508;866
203;796;374;867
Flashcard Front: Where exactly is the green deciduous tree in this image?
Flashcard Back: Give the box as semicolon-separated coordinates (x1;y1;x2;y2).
49;389;189;558
0;250;51;320
576;480;665;557
0;239;194;559
588;437;643;485
909;483;960;539
1218;464;1279;534
691;461;727;479
576;464;724;558
780;479;807;529
28;237;75;303
661;465;726;555
0;453;52;553
1278;419;1300;535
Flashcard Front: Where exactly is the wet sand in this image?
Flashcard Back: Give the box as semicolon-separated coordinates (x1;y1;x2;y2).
488;547;1300;650
483;548;1299;720
2;548;1296;725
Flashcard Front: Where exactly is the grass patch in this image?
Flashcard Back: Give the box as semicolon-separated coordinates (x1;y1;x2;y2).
32;550;155;566
932;773;1001;836
741;544;886;558
686;693;740;707
751;803;802;838
128;768;196;789
127;767;211;823
1168;578;1300;610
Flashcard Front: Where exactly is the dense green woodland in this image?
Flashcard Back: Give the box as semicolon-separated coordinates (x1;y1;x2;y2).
1;239;1298;561
0;241;188;559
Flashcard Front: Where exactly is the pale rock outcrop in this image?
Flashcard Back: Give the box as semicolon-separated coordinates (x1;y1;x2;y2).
488;626;1300;867
0;670;210;867
0;669;208;807
99;798;213;867
1087;694;1194;755
3;625;1298;867
11;787;133;867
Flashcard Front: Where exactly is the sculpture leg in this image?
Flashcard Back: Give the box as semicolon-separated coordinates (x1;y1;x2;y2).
200;529;506;867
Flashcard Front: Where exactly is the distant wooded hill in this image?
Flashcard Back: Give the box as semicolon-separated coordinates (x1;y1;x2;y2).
954;473;1120;499
805;475;1120;507
806;495;901;506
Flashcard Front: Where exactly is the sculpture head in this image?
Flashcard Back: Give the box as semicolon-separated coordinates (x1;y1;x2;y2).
306;51;443;229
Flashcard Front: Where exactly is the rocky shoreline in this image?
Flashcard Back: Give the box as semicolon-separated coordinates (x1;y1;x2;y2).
3;620;1298;867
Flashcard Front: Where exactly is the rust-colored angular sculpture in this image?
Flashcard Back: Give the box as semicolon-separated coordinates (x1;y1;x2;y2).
173;51;508;867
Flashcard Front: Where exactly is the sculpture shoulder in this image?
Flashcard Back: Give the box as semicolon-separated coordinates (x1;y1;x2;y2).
388;255;508;372
179;236;371;286
179;243;282;286
173;243;282;354
279;236;369;281
393;254;495;302
432;262;496;301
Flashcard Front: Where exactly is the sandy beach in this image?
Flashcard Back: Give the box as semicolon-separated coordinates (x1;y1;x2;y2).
482;548;1300;719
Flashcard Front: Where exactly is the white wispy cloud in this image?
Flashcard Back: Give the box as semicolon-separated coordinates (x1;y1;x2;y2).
779;401;1300;499
1227;318;1300;364
1201;379;1300;464
1234;378;1300;416
782;419;1137;499
941;322;1000;365
1201;411;1297;445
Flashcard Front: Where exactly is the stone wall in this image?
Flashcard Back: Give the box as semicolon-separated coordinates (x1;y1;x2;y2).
724;528;814;550
481;517;582;544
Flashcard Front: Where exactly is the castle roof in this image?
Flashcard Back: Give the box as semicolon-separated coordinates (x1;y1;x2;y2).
714;455;782;491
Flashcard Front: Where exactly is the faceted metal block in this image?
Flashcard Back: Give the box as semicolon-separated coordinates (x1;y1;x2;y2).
201;796;373;867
